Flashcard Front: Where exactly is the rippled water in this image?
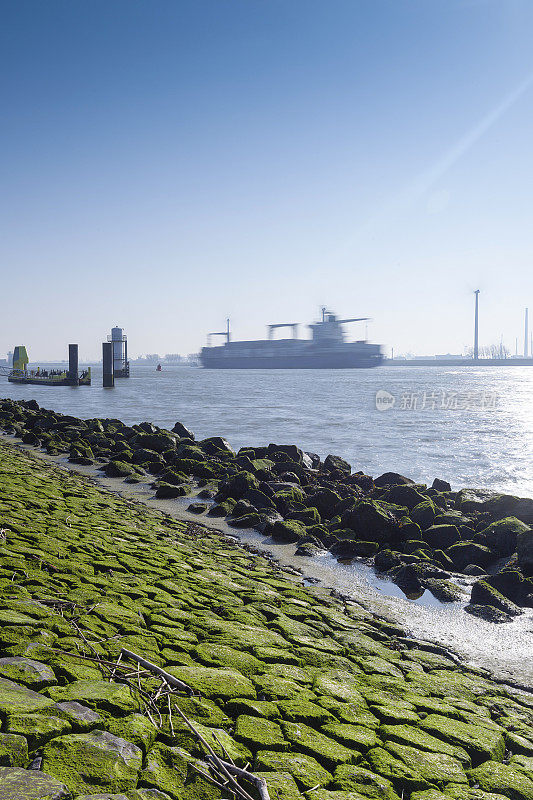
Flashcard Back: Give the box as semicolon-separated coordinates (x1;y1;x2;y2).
3;364;532;496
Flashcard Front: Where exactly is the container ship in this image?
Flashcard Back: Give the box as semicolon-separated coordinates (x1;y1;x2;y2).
200;309;383;369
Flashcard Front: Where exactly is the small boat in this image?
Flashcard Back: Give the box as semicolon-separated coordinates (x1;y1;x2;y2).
156;364;162;372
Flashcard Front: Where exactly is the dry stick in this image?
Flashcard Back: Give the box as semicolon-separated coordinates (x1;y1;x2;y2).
120;649;269;800
213;759;271;800
108;651;123;682
171;704;256;800
188;762;234;795
121;648;193;695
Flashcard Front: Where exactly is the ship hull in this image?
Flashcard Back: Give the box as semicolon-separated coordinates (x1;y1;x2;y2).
8;376;91;386
200;353;383;369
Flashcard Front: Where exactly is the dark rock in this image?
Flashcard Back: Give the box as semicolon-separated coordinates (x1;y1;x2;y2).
463;564;486;576
295;543;324;557
307;489;342;518
432;478;452;492
374;549;402;572
323;454;351;474
218;471;259;500
287;508;321;525
200;437;235;456
103;461;137;478
465;604;514;623
455;488;496;513
479;517;529;557
470;580;522;615
187;503;208;514
345;472;374;491
410;500;437;530
243;489;275;509
267;443;303;464
422;578;465;602
154;483;188;499
390;564;422;593
172;421;195;439
342;500;398;542
229;513;262;528
380;484;427;510
271;520;307;543
207;501;234;517
304;451;321;469
330;540;377;559
517;529;533;575
374;472;414;488
473;572;528;605
254;510;284;533
423;524;461;550
447;541;494;571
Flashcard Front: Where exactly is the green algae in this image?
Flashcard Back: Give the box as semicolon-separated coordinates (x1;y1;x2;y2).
0;435;530;800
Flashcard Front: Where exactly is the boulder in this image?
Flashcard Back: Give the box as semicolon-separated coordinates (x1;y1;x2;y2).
455;488;495;513
479;517;530;557
374;549;402;572
0;657;56;689
271;520;307;543
465;604;514;624
470;581;522;616
199;437;235;456
480;570;529;604
517;530;533;575
0;767;70;799
0;733;28;767
42;730;143;794
410;501;437;530
481;494;533;525
446;542;494;571
323;454;351;474
218;471;259;500
341;500;398;542
423;525;461;550
381;485;428;510
154;483;188;499
267;444;304;464
104;461;137;478
374;472;414;488
307;489;342;518
171;421;195;439
432;478;452;492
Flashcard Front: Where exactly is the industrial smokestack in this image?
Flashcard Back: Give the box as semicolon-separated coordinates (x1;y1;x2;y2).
473;290;480;360
525;308;529;358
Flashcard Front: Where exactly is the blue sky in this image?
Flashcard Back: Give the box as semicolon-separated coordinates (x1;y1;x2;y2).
1;0;532;359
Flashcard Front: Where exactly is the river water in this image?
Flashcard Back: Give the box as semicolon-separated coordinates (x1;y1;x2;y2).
2;364;532;685
3;364;532;496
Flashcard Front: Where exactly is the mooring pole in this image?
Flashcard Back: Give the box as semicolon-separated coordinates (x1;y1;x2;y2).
473;289;480;361
102;342;114;387
68;344;79;386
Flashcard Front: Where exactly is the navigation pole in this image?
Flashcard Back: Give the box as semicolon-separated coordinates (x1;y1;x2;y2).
473;289;480;361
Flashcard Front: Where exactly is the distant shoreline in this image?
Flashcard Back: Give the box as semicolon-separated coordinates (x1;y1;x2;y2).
384;358;533;367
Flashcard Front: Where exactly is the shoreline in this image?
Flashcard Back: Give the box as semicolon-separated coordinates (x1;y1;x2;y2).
3;431;533;689
1;435;533;799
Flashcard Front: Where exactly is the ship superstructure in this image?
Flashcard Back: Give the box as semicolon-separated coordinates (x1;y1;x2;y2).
200;309;383;369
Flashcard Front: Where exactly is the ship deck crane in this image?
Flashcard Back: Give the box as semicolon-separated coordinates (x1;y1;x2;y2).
207;318;231;347
268;323;299;339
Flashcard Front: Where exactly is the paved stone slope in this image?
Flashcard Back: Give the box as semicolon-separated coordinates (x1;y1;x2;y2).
0;439;532;800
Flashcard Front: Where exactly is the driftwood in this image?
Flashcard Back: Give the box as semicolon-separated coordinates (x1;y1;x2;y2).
120;647;271;800
120;648;194;695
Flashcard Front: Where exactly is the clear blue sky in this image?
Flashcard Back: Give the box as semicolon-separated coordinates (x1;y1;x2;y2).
1;0;532;359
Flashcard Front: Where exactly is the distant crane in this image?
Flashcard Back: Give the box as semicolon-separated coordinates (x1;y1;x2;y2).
207;318;231;347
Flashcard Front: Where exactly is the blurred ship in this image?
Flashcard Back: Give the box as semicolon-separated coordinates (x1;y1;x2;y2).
200;308;383;369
